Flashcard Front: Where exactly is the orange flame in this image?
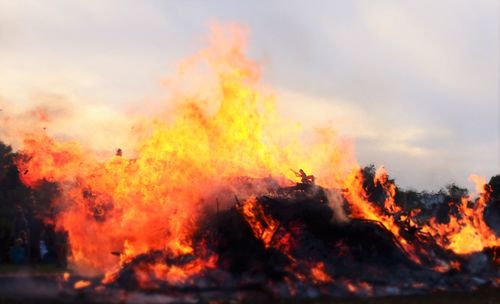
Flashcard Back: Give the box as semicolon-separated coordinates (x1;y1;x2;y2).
310;262;332;284
374;165;400;214
240;196;279;247
73;280;92;289
15;25;358;281
342;169;422;263
422;174;499;254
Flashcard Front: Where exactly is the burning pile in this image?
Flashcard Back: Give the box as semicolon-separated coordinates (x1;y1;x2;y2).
9;25;499;299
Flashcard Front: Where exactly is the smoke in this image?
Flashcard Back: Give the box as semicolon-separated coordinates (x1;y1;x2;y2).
325;188;348;223
0;92;139;158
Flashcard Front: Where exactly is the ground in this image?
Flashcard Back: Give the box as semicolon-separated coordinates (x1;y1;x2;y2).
0;265;498;303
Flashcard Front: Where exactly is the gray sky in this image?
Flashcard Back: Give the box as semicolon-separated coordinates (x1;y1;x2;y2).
0;0;499;191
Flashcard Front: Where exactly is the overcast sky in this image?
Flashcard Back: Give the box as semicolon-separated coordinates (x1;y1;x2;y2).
0;0;498;191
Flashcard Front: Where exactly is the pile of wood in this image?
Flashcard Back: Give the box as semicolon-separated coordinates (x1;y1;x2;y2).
110;184;499;298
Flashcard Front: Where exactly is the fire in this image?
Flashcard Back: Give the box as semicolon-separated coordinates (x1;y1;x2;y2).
374;166;400;214
62;272;71;281
14;25;358;281
240;196;279;248
74;280;92;289
423;175;499;255
310;262;332;284
341;169;423;263
10;23;498;290
131;254;217;288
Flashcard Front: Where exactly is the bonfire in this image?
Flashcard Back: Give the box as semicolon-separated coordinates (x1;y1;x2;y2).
6;25;499;301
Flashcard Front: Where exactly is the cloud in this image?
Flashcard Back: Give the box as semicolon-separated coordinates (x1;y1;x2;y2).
356;0;498;101
0;0;498;190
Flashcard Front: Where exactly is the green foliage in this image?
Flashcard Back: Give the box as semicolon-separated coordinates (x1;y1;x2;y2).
0;141;30;232
361;164;401;209
0;141;60;226
443;183;468;201
361;164;384;206
488;175;500;199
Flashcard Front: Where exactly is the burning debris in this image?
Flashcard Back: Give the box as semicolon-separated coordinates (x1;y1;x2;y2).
93;181;498;299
